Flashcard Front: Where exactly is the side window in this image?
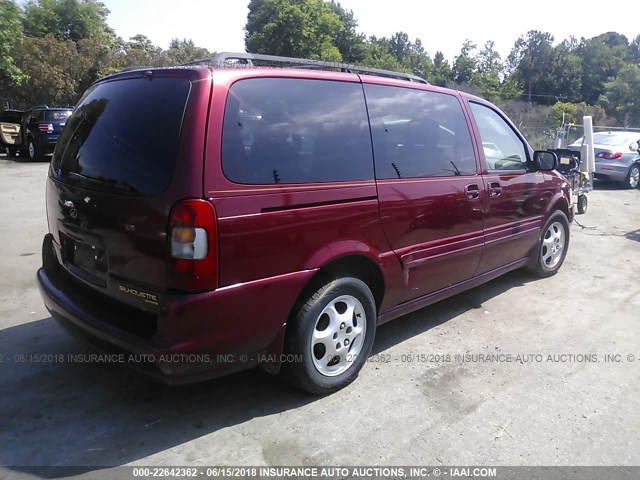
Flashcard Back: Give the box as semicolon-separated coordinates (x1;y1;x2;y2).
364;84;477;179
221;78;374;184
469;102;528;171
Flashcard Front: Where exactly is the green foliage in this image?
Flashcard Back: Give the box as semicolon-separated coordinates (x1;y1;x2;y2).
430;51;452;87
245;0;343;61
9;34;81;106
599;64;640;125
452;40;476;84
508;30;554;103
578;32;630;105
551;101;610;126
165;38;211;65
0;0;25;84
328;1;366;63
22;0;113;42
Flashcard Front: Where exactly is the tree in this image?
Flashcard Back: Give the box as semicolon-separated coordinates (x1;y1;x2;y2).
508;30;554;104
546;40;582;102
472;41;503;101
9;34;81;106
165;38;211;65
430;51;451;86
245;0;343;61
0;0;26;87
22;0;114;43
578;32;630;105
599;64;640;125
328;1;366;63
452;40;476;84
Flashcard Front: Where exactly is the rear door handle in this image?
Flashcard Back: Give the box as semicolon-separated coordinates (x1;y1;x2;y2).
488;182;502;197
465;183;480;200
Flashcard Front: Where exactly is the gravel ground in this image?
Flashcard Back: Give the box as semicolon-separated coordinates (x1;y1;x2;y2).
1;153;639;478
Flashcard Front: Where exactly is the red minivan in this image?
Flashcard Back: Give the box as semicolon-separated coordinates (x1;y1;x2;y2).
38;53;572;394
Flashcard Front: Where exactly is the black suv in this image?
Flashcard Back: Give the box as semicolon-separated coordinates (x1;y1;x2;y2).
20;105;72;160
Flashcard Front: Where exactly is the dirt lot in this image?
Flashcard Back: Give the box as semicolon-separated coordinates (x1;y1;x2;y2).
1;153;639;477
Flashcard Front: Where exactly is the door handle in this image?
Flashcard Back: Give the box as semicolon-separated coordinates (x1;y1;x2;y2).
464;183;480;200
488;182;502;197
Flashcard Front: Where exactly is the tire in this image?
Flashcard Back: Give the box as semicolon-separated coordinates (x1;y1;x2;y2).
624;164;640;189
577;194;588;215
27;139;41;161
530;210;570;278
282;275;377;395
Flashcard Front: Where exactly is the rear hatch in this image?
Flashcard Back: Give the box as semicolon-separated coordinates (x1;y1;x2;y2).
46;68;211;312
41;109;72;140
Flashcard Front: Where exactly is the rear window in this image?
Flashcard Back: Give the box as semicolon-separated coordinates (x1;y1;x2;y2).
51;77;191;195
44;110;72;121
222;78;374;184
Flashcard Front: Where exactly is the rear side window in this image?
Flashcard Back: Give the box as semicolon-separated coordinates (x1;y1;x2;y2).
51;77;191;195
222;78;374;184
364;84;477;179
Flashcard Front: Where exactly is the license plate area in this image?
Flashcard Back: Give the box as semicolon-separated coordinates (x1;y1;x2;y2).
62;236;108;287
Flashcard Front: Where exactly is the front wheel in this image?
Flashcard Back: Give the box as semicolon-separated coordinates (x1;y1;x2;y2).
530;210;570;278
282;275;377;395
5;146;18;157
624;164;640;189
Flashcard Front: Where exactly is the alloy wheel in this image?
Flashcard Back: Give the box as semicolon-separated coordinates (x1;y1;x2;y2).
541;221;565;269
311;294;366;377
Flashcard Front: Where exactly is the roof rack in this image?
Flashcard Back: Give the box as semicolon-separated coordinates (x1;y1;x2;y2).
183;51;429;84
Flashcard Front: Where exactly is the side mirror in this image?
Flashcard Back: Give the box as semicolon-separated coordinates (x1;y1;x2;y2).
533;150;558;171
630;142;639;152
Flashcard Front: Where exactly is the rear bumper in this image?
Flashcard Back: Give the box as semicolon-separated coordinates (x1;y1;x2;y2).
38;238;317;384
595;162;628;182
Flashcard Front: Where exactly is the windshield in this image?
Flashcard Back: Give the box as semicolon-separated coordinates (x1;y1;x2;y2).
51;76;191;195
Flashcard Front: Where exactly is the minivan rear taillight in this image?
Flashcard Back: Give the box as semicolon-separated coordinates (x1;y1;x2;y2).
168;199;217;292
38;123;54;133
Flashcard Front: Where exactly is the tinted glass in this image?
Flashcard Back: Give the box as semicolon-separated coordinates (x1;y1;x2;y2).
51;77;191;195
469;102;528;171
364;84;476;179
222;78;373;184
44;110;72;121
1;111;23;123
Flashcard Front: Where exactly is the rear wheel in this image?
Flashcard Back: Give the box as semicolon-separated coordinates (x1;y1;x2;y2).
625;164;640;189
27;139;41;161
282;275;376;395
577;194;588;214
530;210;570;278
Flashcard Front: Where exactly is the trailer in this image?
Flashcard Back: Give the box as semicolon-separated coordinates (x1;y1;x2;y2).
549;148;592;214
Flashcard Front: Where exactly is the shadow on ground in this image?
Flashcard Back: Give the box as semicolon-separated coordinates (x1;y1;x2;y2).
0;270;533;477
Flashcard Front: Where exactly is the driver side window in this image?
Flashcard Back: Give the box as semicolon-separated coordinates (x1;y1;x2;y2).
470;102;528;171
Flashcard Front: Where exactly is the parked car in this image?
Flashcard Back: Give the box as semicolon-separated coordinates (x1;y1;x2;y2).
18;105;72;160
37;54;572;394
0;109;24;157
568;131;640;188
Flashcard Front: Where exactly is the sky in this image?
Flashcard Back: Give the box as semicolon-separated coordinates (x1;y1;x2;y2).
100;0;639;63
